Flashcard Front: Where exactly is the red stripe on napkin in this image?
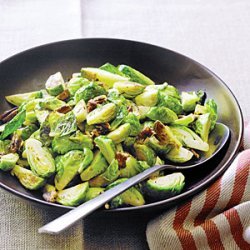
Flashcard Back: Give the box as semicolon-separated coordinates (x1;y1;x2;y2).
194;179;221;226
173;201;197;249
224;208;250;250
225;150;250;209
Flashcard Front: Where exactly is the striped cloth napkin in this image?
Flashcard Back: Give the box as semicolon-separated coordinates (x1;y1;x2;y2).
146;123;250;250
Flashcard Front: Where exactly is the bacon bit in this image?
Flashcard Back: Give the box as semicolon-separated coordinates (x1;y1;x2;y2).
87;95;107;112
190;149;200;159
91;123;111;137
115;152;130;168
0;107;18;123
127;106;133;112
56;89;70;101
56;105;72;114
137;127;155;141
9;134;23;153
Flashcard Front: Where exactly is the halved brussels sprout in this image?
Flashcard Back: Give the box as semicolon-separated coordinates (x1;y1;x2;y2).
43;184;57;203
87;103;116;125
56;182;89;206
134;144;156;166
113;81;145;99
158;83;180;99
80;151;108;181
78;148;94;173
153;121;182;148
35;110;49;124
158;94;182;115
135;87;158;106
52;131;93;154
1;109;26;140
110;105;128;130
181;90;205;112
107;178;145;208
16;124;38;141
142;172;185;201
146;136;172;155
146;107;178;124
5;91;42;107
84;187;105;201
89;159;119;187
193;113;211;142
45;72;65;96
25;138;55;178
117;65;154;85
67;77;90;96
54;150;86;191
123;113;141;136
100;63;125;76
172;114;196;126
11;165;46;190
94;136;116;164
39;97;66;111
170;125;209;151
107;123;131;144
119;155;140;178
73;99;87;123
0;140;11;155
0;153;19;171
81;67;129;89
165;146;193;163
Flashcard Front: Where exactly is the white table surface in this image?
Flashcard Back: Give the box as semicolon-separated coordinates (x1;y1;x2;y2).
1;0;250;249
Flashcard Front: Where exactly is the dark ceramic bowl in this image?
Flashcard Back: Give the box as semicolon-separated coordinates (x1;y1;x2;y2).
0;38;243;214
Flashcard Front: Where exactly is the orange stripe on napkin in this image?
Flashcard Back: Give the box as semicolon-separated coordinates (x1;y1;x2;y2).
173;201;197;249
224;208;250;250
194;179;221;226
225;150;250;209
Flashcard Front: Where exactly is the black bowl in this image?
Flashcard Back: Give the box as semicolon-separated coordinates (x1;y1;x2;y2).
0;38;243;214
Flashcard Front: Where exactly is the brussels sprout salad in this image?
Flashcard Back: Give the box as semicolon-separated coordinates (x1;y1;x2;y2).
0;63;218;208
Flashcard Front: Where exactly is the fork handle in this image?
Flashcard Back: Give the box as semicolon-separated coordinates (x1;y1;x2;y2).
38;164;170;234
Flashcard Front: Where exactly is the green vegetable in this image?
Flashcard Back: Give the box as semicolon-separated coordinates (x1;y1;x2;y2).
120;155;140;178
81;67;129;89
181;90;205;112
73;99;87;123
56;182;89;206
110;105;128;130
123;113;141;136
16;124;38;140
11;165;46;190
107;123;131;144
43;184;57;203
135;87;158;106
172;114;196;126
25;138;55;178
54;150;86;190
107;178;145;208
165;146;193;163
146;106;178;124
142;172;185;201
118;64;154;85
52;131;93;154
193;113;211;142
134;144;156;166
158;94;182;115
84;187;105;201
89;159;119;187
49;111;77;137
170;125;209;151
80;151;108;181
0;140;11;155
67;77;90;96
0;153;19;171
78;148;94;173
5;91;42;106
74;82;107;103
39;97;66;111
45;72;65;96
94;136;116;164
87;103;116;125
1;108;26;140
100;63;125;76
113;81;145;98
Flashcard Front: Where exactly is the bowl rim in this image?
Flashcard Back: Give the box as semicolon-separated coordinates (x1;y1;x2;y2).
0;37;244;212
